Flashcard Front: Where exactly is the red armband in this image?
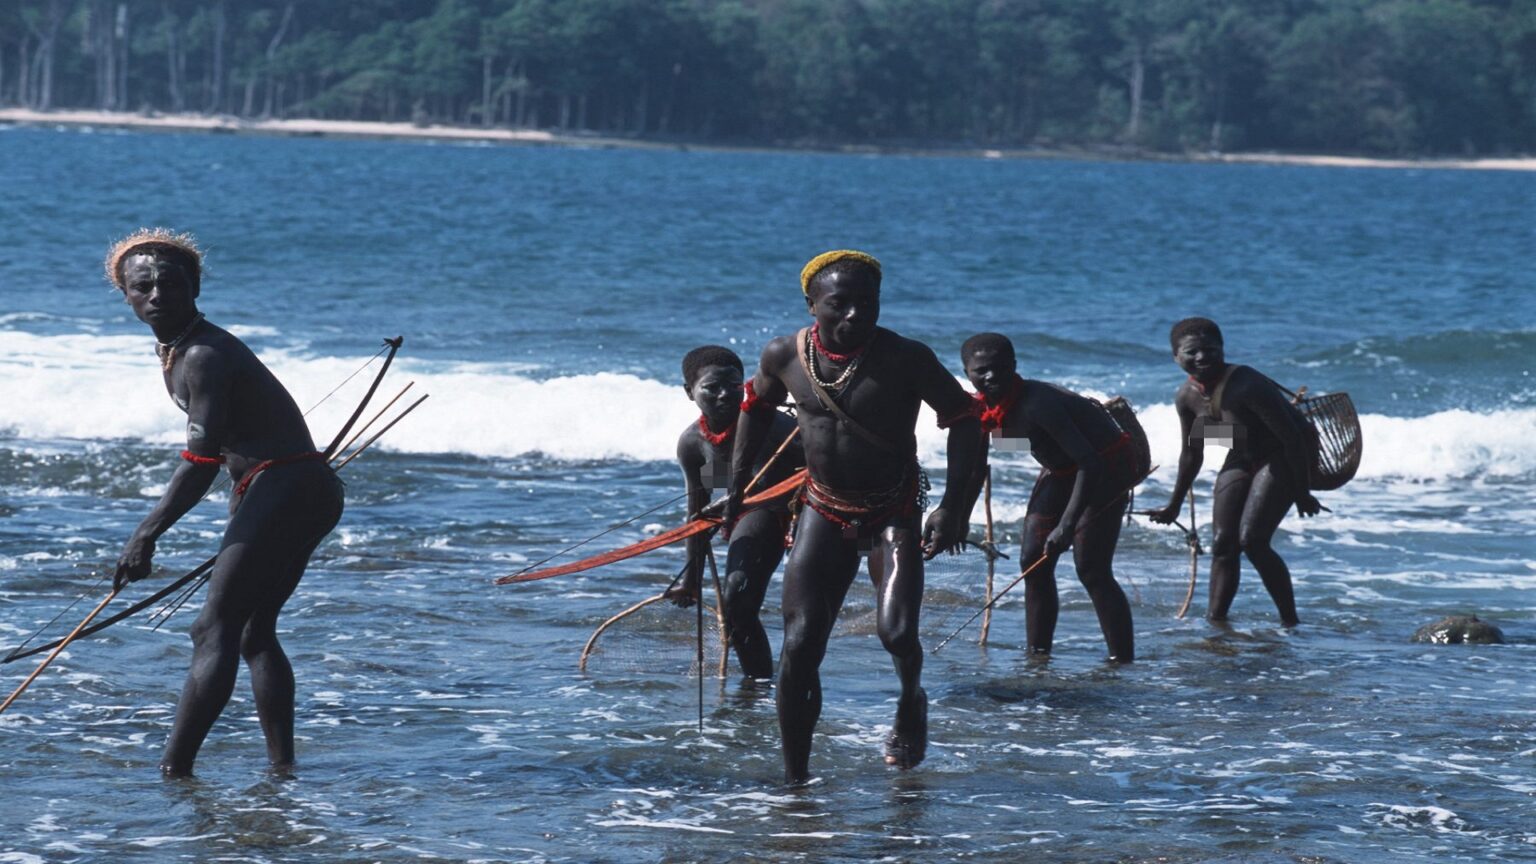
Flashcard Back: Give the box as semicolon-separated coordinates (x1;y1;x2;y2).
936;400;982;430
741;380;776;416
180;450;225;466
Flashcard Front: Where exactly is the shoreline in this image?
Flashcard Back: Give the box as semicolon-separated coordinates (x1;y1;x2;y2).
4;107;1535;172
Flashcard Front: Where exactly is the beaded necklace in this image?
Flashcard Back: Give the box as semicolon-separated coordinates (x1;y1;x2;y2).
697;414;736;446
156;313;206;372
806;325;872;391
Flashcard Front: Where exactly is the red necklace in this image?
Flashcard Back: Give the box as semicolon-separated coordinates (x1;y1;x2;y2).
974;374;1025;432
698;414;735;446
811;324;867;364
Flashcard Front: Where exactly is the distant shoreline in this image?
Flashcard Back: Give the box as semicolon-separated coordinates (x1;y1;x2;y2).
4;107;1535;172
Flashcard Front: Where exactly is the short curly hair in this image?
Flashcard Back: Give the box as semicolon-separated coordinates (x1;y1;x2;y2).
104;228;203;291
681;345;743;394
961;332;1015;366
1169;317;1222;350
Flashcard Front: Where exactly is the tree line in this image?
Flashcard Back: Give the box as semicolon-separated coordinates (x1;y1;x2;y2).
5;0;1535;156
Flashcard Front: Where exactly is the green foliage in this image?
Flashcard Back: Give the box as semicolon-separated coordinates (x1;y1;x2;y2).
6;0;1535;154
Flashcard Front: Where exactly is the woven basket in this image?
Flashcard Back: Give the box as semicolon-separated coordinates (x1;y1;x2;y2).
1100;396;1153;484
1296;391;1361;491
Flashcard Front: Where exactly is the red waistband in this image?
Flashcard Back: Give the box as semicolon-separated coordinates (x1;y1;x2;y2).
233;451;326;497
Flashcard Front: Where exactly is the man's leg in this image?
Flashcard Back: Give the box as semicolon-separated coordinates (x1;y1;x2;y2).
1072;493;1133;661
1019;474;1069;655
777;508;859;785
241;467;342;768
161;514;283;775
722;508;786;681
160;466;340;776
871;516;927;769
237;536;318;771
1239;463;1300;627
1206;459;1255;622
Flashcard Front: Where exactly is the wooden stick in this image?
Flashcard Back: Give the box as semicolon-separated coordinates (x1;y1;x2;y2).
979;466;995;646
0;588;119;715
321;336;403;460
743;427;800;498
706;545;730;678
932;553;1051;654
578;593;668;672
332;394;429;470
335;381;414;458
1177;487;1199;619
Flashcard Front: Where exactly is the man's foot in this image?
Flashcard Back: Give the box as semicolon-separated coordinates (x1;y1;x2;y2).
159;762;194;779
884;689;927;770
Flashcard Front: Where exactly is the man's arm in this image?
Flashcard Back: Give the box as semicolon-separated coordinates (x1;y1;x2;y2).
1027;393;1104;554
1150;387;1203;524
665;433;708;608
723;340;792;532
913;342;982;557
115;347;229;590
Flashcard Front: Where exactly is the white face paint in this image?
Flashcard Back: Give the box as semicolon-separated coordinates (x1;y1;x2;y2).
187;421;206;442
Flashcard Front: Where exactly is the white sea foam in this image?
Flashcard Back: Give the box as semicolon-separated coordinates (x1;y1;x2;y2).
3;330;1534;479
1133;403;1536;484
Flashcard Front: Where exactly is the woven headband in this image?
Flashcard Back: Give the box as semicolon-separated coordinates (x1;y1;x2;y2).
800;250;881;294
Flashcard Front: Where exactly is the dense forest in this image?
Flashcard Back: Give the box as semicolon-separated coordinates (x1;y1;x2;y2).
5;0;1535;155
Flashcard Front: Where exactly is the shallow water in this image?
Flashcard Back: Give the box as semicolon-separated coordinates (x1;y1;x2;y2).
1;125;1533;862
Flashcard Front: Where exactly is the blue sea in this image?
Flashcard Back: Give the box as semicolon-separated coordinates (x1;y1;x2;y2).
1;124;1533;863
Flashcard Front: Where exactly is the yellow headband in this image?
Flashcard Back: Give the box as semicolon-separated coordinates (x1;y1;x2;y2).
105;227;203;288
800;249;881;294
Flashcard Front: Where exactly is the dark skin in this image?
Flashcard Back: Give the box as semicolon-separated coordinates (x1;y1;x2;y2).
1150;333;1320;627
114;250;343;776
963;346;1135;661
665;362;803;681
725;266;982;785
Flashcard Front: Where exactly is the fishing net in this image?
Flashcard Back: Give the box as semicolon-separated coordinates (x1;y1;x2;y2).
578;592;728;676
1296;391;1362;491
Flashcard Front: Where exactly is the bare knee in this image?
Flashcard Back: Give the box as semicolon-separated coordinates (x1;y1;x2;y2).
1238;530;1273;558
780;614;828;667
878;618;919;657
239;623;279;661
722;571;753;617
1075;566;1114;593
189;616;239;655
1211;529;1241;560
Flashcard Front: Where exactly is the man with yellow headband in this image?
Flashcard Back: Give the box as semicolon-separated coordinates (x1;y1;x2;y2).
724;250;981;784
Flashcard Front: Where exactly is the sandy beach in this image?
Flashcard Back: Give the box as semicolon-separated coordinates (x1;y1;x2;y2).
3;107;1535;171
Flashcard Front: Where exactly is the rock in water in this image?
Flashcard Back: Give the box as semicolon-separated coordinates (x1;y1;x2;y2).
1412;615;1505;645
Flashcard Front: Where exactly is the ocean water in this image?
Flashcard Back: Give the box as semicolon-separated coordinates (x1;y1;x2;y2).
1;125;1534;863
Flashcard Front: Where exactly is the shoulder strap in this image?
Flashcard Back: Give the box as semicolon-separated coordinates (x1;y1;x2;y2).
1209;364;1241;419
795;328;908;457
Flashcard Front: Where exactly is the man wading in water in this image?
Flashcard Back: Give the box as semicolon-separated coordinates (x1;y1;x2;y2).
1150;317;1320;627
960;333;1141;661
106;229;344;776
724;250;981;784
665;345;803;682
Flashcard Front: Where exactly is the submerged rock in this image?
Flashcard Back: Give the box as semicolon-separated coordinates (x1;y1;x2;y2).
1412;615;1505;645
